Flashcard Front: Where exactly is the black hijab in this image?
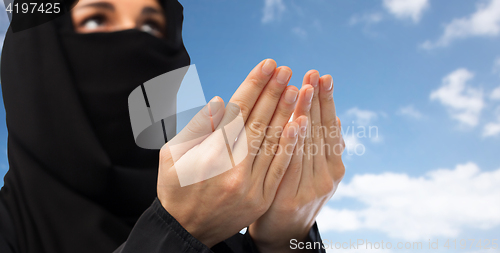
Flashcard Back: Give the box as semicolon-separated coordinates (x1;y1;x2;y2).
0;0;190;252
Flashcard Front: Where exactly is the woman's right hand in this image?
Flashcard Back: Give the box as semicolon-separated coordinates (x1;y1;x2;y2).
157;59;303;248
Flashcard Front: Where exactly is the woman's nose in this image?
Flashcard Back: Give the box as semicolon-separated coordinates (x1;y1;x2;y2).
117;18;137;31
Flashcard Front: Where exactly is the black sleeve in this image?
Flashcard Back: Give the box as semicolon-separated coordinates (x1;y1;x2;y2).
307;222;327;253
115;198;326;253
114;198;213;253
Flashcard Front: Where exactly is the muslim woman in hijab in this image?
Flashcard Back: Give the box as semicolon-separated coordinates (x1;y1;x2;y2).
0;0;346;252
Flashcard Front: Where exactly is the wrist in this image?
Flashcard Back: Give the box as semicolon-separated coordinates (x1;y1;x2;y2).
170;214;220;248
158;197;218;248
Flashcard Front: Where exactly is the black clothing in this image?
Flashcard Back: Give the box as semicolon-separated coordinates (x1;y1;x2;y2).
0;0;189;251
0;199;18;253
0;0;327;252
2;198;326;252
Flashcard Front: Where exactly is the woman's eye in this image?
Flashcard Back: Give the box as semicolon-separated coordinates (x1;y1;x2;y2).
140;22;163;37
81;16;106;30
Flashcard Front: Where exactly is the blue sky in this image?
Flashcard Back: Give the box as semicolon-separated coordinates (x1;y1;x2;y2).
1;0;500;252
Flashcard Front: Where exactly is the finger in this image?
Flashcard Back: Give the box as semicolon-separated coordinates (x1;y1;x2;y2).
252;85;298;177
299;102;314;191
308;72;325;176
291;70;316;121
292;85;314;121
298;72;317;189
288;85;313;192
319;75;341;157
336;117;346;156
220;59;277;127
163;96;225;161
302;69;319;89
274;116;308;199
245;66;292;160
263;119;299;200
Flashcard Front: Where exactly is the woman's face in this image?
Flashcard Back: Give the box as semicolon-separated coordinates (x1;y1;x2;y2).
72;0;166;38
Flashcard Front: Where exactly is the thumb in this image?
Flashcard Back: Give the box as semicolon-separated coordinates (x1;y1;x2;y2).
163;96;225;161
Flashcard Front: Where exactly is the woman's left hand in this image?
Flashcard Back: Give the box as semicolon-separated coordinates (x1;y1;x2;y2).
249;71;346;253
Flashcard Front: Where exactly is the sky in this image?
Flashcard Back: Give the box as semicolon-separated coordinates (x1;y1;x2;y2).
1;0;500;252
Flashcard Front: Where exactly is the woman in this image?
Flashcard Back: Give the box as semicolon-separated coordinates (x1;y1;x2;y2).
0;0;345;252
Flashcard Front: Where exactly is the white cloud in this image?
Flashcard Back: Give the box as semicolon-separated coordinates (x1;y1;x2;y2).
351;0;428;28
397;105;423;119
317;162;500;240
483;121;500;136
343;135;365;157
383;0;429;23
349;12;384;26
261;0;285;24
345;107;378;126
421;0;500;49
430;68;484;127
483;106;500;137
343;108;381;148
491;86;500;100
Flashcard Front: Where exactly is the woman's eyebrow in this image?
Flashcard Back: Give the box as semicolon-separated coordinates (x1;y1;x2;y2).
141;7;163;16
77;2;115;11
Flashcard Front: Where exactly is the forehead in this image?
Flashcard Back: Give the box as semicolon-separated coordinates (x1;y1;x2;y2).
74;0;162;10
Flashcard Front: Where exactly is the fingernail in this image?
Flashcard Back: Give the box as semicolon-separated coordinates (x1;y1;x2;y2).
311;72;319;88
288;122;299;137
262;59;275;76
277;68;291;85
284;89;298;104
305;88;314;103
208;97;222;116
323;78;333;91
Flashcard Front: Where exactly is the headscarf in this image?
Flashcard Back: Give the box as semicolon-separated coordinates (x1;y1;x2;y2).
0;0;190;252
